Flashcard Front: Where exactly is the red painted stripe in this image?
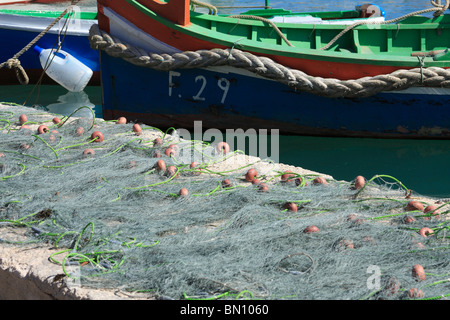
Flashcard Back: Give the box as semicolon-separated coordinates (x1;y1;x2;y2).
98;0;419;80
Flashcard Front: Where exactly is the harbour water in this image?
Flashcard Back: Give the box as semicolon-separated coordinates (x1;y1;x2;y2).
1;0;449;198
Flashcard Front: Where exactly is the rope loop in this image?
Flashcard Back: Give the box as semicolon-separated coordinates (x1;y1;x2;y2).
1;58;29;85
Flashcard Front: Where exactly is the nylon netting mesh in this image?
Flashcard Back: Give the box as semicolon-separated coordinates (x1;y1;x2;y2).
1;103;449;300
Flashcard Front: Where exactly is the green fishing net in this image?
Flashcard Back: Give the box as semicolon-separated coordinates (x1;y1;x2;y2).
1;103;449;300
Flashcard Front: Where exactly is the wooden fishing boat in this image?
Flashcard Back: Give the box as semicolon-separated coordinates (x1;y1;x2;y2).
0;6;99;86
92;0;450;139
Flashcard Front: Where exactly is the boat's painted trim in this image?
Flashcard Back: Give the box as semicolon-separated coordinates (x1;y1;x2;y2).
98;1;450;80
0;13;96;36
103;7;179;54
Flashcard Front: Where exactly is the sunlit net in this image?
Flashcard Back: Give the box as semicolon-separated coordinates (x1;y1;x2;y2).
1;103;449;300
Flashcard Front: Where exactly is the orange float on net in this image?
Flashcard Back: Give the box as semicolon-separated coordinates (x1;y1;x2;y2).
216;141;230;154
303;225;320;234
336;239;354;251
133;124;142;135
424;205;440;219
153;137;163;146
165;147;176;157
37;125;49;134
313;177;327;185
91;131;104;142
281;171;295;182
156;159;166;172
52;117;61;125
82;148;95;158
258;183;269;192
190;161;199;169
412;264;426;281
283;202;297;212
190;161;201;175
166;165;179;178
76;127;85;136
19;114;27;125
245;168;257;182
403;215;416;224
406;200;423;212
20;143;31;150
407;288;424;299
384;277;400;297
419;227;434;237
411;240;426;250
354;175;365;190
179;188;189;197
222;179;233;188
116;116;127;124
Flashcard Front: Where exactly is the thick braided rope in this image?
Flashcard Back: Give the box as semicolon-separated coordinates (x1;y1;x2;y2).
0;0;81;85
89;24;450;98
321;0;449;50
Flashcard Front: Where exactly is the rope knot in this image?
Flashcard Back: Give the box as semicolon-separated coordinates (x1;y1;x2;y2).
2;58;29;85
5;58;21;69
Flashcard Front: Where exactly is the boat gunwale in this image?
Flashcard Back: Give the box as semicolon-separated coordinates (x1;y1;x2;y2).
0;8;98;19
0;9;97;35
122;0;450;67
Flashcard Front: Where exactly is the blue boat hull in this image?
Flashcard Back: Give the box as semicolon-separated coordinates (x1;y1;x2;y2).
0;16;99;86
100;51;450;139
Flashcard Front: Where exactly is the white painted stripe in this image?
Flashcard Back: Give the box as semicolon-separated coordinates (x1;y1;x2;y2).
103;7;180;55
0;0;29;4
0;12;95;36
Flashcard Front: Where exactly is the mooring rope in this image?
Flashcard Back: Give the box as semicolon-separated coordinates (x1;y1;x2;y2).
89;24;450;98
0;0;81;85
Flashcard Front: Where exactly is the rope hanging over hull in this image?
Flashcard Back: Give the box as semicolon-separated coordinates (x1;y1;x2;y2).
89;24;450;98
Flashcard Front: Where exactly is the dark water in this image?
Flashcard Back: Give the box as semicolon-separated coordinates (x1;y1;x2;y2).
279;136;450;199
1;0;449;198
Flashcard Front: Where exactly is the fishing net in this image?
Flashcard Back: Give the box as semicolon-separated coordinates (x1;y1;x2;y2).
1;102;449;300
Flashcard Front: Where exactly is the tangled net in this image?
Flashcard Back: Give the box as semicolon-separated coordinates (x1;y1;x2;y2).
1;103;449;300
